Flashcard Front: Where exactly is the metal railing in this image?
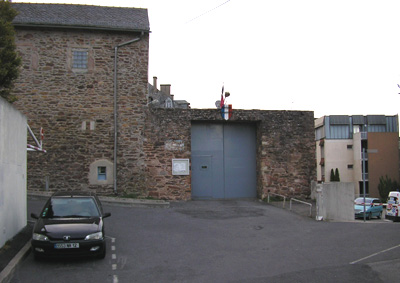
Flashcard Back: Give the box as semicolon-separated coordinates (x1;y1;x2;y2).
266;192;287;208
266;192;313;218
290;198;313;217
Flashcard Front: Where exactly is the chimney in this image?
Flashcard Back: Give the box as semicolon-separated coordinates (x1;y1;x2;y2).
153;76;157;90
160;84;171;95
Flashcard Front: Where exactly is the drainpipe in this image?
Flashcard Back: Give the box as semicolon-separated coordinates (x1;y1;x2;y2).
113;32;144;194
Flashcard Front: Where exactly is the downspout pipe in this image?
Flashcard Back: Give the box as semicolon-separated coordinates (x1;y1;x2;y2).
113;32;144;195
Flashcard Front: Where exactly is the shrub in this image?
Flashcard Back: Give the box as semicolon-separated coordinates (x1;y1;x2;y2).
378;175;399;200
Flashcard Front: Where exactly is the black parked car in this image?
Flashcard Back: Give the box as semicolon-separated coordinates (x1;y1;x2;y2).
31;191;111;260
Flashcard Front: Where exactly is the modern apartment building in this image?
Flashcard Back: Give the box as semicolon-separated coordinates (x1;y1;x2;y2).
315;115;399;198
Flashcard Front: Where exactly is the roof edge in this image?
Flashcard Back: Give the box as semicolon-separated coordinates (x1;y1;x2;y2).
13;23;150;33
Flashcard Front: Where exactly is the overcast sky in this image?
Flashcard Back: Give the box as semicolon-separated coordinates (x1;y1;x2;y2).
12;0;400;118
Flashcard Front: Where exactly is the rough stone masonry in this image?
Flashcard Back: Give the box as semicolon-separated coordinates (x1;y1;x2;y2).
12;16;315;200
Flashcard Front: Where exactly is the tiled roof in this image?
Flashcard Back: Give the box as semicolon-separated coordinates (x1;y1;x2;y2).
12;3;150;32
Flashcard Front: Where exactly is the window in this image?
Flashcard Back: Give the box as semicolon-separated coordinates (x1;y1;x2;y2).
165;97;173;108
89;160;113;185
329;125;350;139
81;120;95;131
72;50;88;69
97;166;106;181
359;181;369;196
347;145;353;149
348;164;353;169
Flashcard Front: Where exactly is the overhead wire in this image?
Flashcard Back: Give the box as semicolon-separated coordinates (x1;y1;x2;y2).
185;0;232;24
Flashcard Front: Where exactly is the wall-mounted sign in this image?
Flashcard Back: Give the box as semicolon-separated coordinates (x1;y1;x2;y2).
172;159;190;175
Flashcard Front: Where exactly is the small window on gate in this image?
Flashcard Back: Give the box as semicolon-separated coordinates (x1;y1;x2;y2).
98;166;106;180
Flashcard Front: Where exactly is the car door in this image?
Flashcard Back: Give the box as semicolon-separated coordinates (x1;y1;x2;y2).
372;199;381;215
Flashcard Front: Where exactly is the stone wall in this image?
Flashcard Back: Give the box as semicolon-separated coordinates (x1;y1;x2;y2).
13;27;149;194
12;27;315;200
144;108;316;200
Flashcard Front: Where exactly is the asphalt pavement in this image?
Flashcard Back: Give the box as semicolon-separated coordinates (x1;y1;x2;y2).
0;192;169;283
0;194;312;282
2;193;399;283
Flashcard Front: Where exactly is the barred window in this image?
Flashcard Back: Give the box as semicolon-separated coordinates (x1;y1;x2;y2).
72;50;88;69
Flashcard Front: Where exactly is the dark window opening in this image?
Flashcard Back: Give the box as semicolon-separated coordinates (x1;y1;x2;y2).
98;166;106;181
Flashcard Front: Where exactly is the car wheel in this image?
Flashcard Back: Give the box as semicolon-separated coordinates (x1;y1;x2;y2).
377;211;382;219
33;250;42;261
98;249;106;259
97;242;106;259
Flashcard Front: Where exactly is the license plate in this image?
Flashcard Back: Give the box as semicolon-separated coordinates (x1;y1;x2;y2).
54;243;79;249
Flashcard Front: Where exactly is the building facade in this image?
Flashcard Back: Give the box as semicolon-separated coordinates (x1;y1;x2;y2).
12;3;150;194
144;109;316;200
315;115;399;198
11;3;316;200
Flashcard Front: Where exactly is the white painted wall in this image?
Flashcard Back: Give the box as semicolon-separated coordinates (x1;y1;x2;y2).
315;182;355;221
0;97;27;248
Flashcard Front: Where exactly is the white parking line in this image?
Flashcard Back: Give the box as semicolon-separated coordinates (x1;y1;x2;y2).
108;236;118;282
350;244;400;264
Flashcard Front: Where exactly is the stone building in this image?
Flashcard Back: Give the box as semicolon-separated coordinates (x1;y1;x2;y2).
11;3;316;200
144;109;316;200
12;3;150;194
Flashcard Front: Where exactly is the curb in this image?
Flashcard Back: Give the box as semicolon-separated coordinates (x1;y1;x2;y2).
28;192;170;208
0;241;31;283
99;196;170;208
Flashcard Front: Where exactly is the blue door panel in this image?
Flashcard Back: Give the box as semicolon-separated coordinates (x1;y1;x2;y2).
224;124;257;198
191;123;256;199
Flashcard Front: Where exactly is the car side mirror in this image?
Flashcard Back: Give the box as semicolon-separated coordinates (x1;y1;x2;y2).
31;213;39;219
103;212;111;218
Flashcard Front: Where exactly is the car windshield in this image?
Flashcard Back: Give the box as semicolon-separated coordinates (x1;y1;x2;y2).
354;198;372;205
387;196;399;204
41;197;100;218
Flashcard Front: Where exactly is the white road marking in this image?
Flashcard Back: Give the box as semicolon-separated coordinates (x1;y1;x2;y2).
350;244;400;264
109;236;118;282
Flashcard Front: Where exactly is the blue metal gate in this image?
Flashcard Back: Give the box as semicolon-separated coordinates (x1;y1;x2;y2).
191;123;257;199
